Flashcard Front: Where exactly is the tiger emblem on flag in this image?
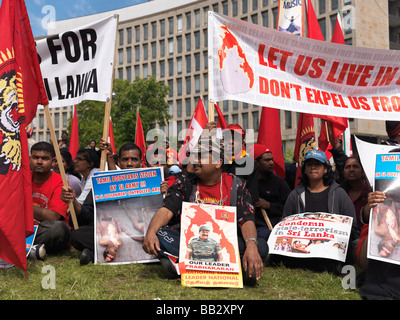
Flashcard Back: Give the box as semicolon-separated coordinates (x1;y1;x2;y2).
0;49;21;175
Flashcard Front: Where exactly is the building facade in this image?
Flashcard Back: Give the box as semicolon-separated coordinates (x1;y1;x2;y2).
33;0;397;151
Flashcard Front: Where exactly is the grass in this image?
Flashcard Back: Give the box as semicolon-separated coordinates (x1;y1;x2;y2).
0;248;362;301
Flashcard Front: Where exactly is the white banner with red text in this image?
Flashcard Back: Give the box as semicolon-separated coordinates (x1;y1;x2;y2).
208;12;400;121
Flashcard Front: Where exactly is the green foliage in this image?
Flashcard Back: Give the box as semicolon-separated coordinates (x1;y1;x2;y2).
69;77;171;151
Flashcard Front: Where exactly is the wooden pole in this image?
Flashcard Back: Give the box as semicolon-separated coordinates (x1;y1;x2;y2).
44;105;79;230
261;208;273;231
100;14;119;172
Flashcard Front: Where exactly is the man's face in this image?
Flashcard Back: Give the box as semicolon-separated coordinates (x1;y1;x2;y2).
257;152;274;174
118;149;142;169
192;152;221;179
199;229;209;241
30;150;54;175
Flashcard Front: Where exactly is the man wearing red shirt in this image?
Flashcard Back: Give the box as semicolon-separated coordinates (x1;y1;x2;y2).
31;142;70;256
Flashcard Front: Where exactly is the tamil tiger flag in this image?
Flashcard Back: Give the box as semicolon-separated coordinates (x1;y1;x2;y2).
108;116;116;155
0;0;49;273
214;102;227;129
293;113;316;187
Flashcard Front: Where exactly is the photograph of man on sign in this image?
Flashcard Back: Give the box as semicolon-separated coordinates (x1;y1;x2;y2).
185;224;223;262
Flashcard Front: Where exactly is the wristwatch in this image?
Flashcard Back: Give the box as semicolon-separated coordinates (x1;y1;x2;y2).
245;238;258;246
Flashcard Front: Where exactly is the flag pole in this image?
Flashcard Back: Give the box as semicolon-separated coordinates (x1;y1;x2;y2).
44;105;79;230
100;14;119;171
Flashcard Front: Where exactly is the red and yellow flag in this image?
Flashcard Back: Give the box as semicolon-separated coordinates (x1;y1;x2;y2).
0;0;48;272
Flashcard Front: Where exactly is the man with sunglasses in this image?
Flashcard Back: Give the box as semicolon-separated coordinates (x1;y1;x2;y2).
143;133;267;285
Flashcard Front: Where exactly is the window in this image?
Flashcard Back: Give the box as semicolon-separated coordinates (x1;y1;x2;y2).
127;27;132;44
160;39;165;57
195;10;200;28
143;23;148;41
194;31;200;49
118;68;123;79
177;57;182;74
126;66;132;82
203;51;208;69
319;0;326;15
177;100;182;117
186;55;191;72
186;12;191;30
168;80;173;97
195;75;200;93
135;45;140;62
331;0;338;11
151;42;157;59
186;34;191;51
118;48;123;65
55;113;59;127
222;1;228;15
285;111;292;129
242;113;248;130
143;43;148;60
233;0;238;16
252;0;258;10
177;78;182;95
135;26;140;42
318;18;326;40
252;111;259;131
168;59;174;76
168;17;174;34
143;64;148;78
119;29;124;46
194;53;200;71
177;15;183;32
134;65;140;78
151;62;156;76
168;38;174;55
242;0;248;14
186;76;191;94
151;21;157;39
160;19;165;37
159;60;165;78
126;47;132;64
186;98;192;116
177;36;182;53
62;112;68;127
262;10;268;27
251;14;258;25
203;7;209;24
223;101;229;112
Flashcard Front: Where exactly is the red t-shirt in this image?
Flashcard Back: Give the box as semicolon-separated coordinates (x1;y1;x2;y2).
32;171;69;226
196;172;233;206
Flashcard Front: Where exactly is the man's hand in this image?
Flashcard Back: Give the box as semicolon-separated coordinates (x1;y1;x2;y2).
143;231;161;256
242;240;264;280
60;185;75;203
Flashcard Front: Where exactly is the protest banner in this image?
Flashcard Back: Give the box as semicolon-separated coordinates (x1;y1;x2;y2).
92;167;163;265
367;153;400;266
36;15;117;108
355;136;399;188
179;202;242;288
208;12;400;121
268;213;353;262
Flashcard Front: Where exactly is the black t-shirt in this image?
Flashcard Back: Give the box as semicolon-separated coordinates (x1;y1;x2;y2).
304;187;329;213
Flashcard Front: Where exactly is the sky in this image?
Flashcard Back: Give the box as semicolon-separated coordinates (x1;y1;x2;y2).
1;0;149;37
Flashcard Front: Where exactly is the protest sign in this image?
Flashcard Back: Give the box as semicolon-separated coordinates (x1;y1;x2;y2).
92;167;163;265
367;153;400;265
208;12;400;121
355;136;400;188
268;213;352;262
179;202;242;288
179;202;240;273
36;15;117;108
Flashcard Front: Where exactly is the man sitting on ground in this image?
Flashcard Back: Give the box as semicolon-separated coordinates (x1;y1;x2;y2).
30;142;70;259
143;133;267;285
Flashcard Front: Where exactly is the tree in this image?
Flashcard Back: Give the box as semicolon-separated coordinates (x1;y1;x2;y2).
69;77;171;151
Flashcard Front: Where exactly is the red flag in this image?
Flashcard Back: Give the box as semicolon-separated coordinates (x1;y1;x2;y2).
68;105;79;159
178;98;208;164
0;0;49;272
135;109;146;167
306;2;348;153
214;103;227;129
108;117;116;155
293;113;316;187
332;11;345;44
257;107;285;178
